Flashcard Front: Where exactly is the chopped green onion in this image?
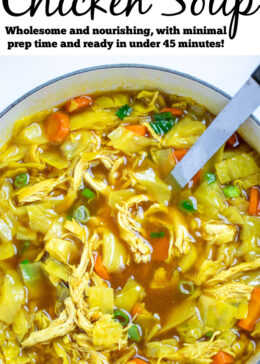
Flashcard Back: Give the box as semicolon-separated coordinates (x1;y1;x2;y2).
128;324;142;342
150;112;176;136
19;260;42;283
179;281;195;295
204;172;216;185
14;173;29;188
66;214;73;221
178;199;196;213
113;309;130;326
223;185;241;198
21;259;30;265
73;205;90;223
205;331;214;338
116;104;132;120
150;231;165;238
20;241;30;255
81;188;95;199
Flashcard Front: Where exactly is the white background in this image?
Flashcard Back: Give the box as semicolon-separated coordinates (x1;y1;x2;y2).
1;55;260;119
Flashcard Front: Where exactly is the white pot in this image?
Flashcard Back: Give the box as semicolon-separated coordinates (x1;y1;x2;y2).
0;64;259;363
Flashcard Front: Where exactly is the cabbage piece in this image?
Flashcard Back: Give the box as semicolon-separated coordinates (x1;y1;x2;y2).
27;204;56;233
240;271;260;287
92;315;123;349
178;244;198;272
239;215;260;258
0;270;25;324
177;312;204;343
222;206;244;225
60;130;96;161
151;148;176;179
235;173;260;190
201;222;237;245
163;116;206;148
0;212;18;242
145;339;178;359
42;258;71;285
40;150;68;169
202;145;224;175
16;225;37;241
133;91;161;114
15;123;48;145
252;322;260;337
94;93;129;109
45;237;78;264
88;287;114;314
0;145;27;167
194;181;226;218
102;231;130;273
70;109;119;131
108;126;157;155
133;168;171;205
115;278;145;312
108;189;136;209
203;283;252;319
215;153;259;184
134;312;161;342
159;299;197;335
0;242;15;261
169;207;195;255
94;96;116;109
12;309;29;342
198;295;238;331
150;267;169;289
53;342;70;364
113;93;130;107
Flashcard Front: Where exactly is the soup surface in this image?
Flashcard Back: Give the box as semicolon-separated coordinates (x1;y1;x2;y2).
0;90;259;364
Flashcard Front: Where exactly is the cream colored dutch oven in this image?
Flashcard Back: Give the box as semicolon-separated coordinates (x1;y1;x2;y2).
0;64;259;363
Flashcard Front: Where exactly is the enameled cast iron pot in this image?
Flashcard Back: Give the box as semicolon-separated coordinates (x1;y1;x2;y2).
0;64;259;363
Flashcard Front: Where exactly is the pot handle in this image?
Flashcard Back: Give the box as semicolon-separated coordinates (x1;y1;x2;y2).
252;64;260;85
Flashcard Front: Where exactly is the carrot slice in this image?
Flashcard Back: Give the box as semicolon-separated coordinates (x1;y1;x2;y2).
238;287;260;332
226;133;239;147
127;359;149;364
161;107;183;116
45;112;70;144
65;95;92;113
151;237;169;261
173;149;201;185
173;149;188;163
125;125;147;136
190;169;201;186
131;302;145;317
94;253;110;281
212;351;234;364
248;187;260;216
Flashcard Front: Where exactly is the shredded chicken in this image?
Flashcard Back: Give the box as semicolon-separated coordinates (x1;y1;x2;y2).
206;258;260;286
73;158;89;191
179;339;234;364
22;298;76;347
116;195;152;263
204;282;253;302
16;176;66;203
171;208;195;255
201;222;237;245
22;233;127;354
84;171;110;195
195;260;222;286
109;156;126;185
